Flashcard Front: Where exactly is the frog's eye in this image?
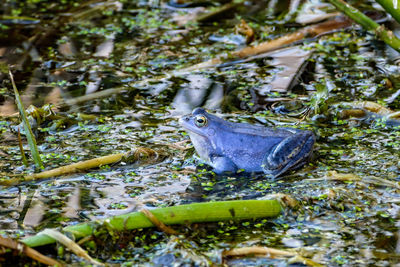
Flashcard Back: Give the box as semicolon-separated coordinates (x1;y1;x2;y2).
195;115;208;127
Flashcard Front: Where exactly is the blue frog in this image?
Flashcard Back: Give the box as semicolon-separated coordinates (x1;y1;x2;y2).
180;108;315;177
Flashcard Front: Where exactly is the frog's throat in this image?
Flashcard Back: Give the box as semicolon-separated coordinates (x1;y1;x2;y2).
187;132;213;161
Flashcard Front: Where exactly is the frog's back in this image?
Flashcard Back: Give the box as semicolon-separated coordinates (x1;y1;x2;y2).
221;117;302;138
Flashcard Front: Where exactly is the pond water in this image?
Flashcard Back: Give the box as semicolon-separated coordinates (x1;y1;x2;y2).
1;0;400;265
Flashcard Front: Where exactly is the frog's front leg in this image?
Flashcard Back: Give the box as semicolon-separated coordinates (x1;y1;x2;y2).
262;131;315;177
210;155;237;174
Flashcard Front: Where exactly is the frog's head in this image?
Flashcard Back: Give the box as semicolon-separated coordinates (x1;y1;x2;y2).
180;108;224;160
179;108;221;138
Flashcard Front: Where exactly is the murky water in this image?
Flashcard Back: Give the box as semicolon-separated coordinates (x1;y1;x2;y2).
1;0;400;265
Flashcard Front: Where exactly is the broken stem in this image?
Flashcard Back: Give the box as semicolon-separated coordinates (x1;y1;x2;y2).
328;0;400;52
22;199;282;247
